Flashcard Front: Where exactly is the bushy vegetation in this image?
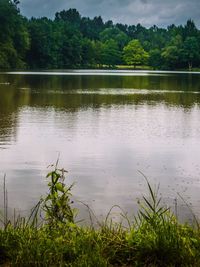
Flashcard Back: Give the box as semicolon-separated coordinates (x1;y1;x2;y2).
1;0;200;70
0;166;200;266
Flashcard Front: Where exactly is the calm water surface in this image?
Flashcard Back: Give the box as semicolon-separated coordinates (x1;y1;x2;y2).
0;70;200;221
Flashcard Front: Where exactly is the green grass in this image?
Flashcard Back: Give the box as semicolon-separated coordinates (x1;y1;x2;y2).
116;64;153;70
0;166;200;266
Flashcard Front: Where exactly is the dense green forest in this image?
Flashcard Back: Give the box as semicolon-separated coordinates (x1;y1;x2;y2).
1;0;200;70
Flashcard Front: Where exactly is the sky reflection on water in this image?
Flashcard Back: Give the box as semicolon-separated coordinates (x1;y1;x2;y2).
0;71;200;223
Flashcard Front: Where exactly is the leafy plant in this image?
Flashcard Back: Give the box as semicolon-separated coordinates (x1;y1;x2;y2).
42;163;76;225
136;171;170;228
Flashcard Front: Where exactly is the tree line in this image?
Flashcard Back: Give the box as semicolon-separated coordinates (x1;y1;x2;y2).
1;0;200;70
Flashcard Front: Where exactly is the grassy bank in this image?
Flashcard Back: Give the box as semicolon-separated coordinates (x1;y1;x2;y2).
116;65;153;70
0;167;200;266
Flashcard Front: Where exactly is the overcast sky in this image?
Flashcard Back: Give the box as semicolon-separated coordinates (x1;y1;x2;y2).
19;0;200;28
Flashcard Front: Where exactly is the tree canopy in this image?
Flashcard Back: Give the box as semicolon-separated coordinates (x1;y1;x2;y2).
123;40;149;67
0;1;200;70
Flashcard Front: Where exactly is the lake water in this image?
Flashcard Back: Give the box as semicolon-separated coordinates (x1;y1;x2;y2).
0;70;200;222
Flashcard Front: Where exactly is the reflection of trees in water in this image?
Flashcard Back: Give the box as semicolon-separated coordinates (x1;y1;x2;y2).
0;85;16;143
4;72;200;92
0;74;31;142
0;73;200;140
19;73;200;110
24;91;200;111
0;84;19;143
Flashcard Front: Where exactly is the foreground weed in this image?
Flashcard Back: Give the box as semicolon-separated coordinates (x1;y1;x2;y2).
126;173;200;266
42;163;77;226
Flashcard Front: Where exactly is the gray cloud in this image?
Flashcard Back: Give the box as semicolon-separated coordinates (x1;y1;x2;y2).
19;0;200;28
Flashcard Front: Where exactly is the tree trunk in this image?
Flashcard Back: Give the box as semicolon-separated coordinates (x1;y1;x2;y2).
188;62;192;71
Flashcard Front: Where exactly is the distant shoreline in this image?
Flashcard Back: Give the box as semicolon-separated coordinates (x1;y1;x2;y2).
2;68;200;75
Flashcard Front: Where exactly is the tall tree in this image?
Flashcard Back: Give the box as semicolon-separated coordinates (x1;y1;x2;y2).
0;0;30;69
161;45;180;69
100;27;128;50
55;8;81;27
123;40;149;68
101;39;122;66
180;37;200;70
149;49;163;69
